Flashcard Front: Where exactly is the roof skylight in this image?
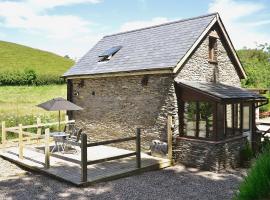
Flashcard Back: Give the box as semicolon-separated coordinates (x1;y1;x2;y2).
98;45;122;62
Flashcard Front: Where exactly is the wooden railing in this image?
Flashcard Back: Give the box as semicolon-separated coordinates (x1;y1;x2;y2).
43;128;142;183
80;128;141;182
1;115;75;160
45;115;173;183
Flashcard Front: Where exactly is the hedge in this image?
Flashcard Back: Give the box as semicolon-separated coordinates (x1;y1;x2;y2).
0;69;65;85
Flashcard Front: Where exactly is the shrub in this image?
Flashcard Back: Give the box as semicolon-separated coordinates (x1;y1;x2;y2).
0;69;64;86
240;142;253;167
24;69;37;85
35;74;65;85
235;144;270;200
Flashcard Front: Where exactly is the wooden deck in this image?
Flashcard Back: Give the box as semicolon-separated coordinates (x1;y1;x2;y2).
0;145;171;186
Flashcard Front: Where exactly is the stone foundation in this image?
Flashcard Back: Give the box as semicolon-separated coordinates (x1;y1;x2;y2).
174;136;247;171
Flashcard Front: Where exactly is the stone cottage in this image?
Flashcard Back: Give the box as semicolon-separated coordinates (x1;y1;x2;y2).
63;13;267;170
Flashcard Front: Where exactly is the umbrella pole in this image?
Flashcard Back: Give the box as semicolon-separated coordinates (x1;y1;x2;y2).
58;110;60;131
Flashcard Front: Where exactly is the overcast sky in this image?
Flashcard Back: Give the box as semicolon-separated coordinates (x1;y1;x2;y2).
0;0;269;59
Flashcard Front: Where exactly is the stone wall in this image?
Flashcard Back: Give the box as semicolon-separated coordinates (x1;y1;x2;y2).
174;29;241;87
71;74;179;150
173;28;244;170
174;136;247;171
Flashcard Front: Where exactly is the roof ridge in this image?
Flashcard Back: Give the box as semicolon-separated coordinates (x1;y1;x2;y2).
104;13;218;38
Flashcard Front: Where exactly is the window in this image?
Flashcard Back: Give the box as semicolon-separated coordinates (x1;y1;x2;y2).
182;101;214;139
209;37;217;62
226;104;233;136
225;104;242;137
99;46;122;62
183;102;197;137
234;104;242;134
141;75;149;86
243;105;250;132
199;102;214;138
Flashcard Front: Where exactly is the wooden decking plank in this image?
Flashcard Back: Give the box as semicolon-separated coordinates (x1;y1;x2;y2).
0;145;171;186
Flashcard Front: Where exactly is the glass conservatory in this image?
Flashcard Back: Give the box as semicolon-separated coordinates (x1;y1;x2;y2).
175;81;268;149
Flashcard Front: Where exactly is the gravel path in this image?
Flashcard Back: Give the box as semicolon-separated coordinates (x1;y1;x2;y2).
0;157;245;200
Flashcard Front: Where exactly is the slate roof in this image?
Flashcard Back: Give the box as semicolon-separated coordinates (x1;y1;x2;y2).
176;81;267;102
63;13;217;77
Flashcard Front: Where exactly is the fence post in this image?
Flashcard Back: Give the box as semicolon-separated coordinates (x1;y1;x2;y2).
19;124;23;159
1;121;6;147
65;115;69;132
37;117;41;143
136;128;141;168
167;115;173;164
45;128;50;168
81;133;87;182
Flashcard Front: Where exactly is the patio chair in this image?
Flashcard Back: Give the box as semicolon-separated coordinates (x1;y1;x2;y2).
64;128;83;153
63;122;76;134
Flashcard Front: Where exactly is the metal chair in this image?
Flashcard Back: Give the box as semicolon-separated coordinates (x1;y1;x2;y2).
63;128;83;153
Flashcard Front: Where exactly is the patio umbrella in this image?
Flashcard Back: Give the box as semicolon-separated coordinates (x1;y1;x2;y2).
37;97;82;131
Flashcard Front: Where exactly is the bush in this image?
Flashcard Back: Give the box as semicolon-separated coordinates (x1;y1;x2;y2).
0;69;64;86
35;74;65;85
235;144;270;200
240;142;253;167
24;69;37;85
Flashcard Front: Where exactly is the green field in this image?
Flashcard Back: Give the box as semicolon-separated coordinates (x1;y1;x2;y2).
0;40;74;75
0;40;73;140
0;85;67;134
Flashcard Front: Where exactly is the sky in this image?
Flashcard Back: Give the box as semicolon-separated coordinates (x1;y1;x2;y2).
0;0;269;59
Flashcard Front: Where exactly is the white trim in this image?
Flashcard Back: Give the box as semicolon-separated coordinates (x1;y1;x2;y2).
173;16;217;74
216;16;247;79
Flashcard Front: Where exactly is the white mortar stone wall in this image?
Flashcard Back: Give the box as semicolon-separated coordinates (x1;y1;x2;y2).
175;33;241;87
71;74;178;150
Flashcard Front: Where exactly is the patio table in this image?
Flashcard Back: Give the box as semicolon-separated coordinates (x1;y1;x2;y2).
50;132;69;153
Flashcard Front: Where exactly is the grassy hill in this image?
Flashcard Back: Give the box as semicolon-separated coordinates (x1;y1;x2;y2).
0;40;74;85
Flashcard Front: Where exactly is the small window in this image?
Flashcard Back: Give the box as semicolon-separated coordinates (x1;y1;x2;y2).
243;105;250;132
226;104;233;135
141;75;149;86
209;37;217;63
98;46;122;62
183;102;197;137
225;103;242;137
199;102;213;138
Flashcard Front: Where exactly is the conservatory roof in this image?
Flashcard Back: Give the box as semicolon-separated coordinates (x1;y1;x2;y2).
176;81;268;103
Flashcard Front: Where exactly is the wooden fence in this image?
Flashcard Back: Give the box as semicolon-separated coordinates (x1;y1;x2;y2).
1;114;173;183
42;128;142;183
1;115;75;158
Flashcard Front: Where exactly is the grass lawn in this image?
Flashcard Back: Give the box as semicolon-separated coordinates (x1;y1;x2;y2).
0;85;67;138
0;85;66;117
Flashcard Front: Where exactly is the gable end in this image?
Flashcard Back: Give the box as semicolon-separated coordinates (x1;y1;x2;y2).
173;13;246;80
